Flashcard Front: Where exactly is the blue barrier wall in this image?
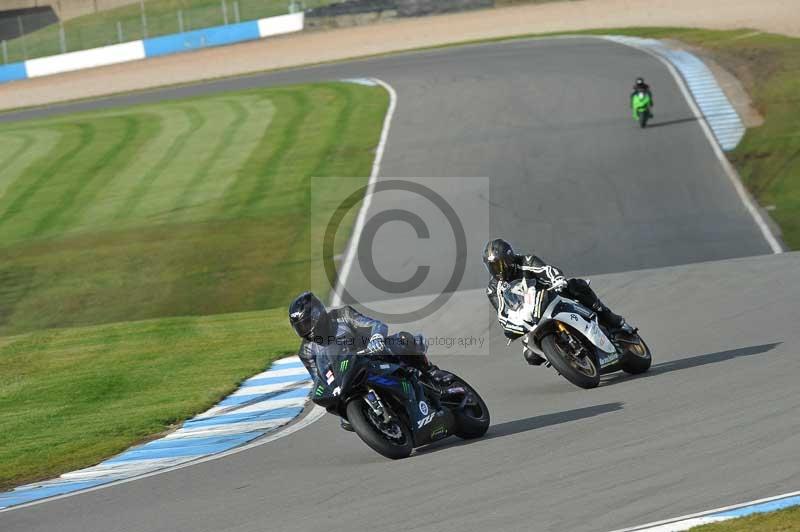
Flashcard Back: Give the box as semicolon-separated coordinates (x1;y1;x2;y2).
0;62;28;83
143;20;261;58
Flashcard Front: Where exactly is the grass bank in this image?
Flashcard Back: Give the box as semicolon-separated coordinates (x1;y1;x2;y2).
690;505;800;531
0;80;388;488
0;81;387;335
0;308;295;490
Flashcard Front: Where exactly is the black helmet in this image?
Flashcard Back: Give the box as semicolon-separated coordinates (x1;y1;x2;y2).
483;238;516;281
635;77;646;87
289;292;332;343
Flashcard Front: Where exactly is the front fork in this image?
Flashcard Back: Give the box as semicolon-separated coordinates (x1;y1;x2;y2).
555;322;587;358
363;388;392;424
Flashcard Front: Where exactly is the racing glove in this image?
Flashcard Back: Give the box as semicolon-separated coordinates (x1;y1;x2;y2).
365;334;386;355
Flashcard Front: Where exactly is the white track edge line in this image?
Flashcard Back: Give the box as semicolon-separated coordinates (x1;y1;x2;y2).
0;78;399;514
330;77;398;306
602;36;783;254
607;489;800;531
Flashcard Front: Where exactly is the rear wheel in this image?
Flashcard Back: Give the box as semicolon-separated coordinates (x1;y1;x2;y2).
541;332;601;389
441;378;490;439
619;334;652;374
346;398;413;459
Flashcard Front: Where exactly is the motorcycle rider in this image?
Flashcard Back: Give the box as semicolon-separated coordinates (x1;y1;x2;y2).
631;77;654;118
483;239;633;366
288;292;453;429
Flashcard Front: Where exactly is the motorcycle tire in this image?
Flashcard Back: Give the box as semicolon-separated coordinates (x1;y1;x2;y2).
639;111;648;128
346;398;414;459
541;333;601;389
619;334;652;375
446;378;490;439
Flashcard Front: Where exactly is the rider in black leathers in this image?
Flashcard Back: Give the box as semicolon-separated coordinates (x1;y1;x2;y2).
289;292;452;428
483;239;632;365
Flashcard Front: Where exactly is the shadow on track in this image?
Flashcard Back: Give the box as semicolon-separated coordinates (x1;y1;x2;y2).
415;402;623;455
645;116;699;128
603;342;782;385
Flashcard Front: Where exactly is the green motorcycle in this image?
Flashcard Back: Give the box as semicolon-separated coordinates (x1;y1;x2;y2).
631;91;653;128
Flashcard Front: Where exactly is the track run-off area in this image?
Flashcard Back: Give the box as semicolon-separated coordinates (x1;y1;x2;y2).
2;37;799;532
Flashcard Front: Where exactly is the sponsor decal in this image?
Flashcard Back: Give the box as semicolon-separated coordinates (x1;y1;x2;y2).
570;314;579;322
315;385;324;396
368;375;398;386
332;386;341;397
380;364;391;369
326;370;335;385
598;352;619;367
290;311;303;319
401;380;411;395
417;413;435;429
419;401;429;415
431;425;447;439
339;359;349;372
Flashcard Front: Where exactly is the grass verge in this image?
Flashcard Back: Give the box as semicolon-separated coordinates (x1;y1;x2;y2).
0;80;388;488
0;308;295;491
690;506;800;531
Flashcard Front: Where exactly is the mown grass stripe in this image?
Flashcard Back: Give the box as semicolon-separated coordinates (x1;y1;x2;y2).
171;100;249;220
113;106;205;222
30;116;142;238
0;135;34;180
240;90;311;214
0;123;95;233
57;114;162;235
192;97;275;218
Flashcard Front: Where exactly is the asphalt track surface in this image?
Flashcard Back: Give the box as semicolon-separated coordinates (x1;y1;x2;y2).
3;38;797;532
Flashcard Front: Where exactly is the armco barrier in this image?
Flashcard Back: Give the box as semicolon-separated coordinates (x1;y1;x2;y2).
26;41;146;78
258;13;306;37
0;61;27;83
0;12;303;85
143;20;261;58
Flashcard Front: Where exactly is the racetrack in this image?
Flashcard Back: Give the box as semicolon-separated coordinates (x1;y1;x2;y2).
2;37;797;532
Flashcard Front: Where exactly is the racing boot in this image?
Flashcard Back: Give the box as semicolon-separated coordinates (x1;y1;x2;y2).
425;364;455;386
594;303;634;335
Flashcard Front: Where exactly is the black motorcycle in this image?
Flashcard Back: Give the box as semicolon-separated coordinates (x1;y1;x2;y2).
312;344;490;459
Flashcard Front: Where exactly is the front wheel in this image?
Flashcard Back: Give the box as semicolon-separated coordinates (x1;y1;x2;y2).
346;398;413;459
619;334;652;374
441;378;490;439
541;332;601;389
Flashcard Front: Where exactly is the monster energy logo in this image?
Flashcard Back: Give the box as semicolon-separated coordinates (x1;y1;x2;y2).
339;359;349;372
315;385;324;396
401;380;411;394
431;425;447;438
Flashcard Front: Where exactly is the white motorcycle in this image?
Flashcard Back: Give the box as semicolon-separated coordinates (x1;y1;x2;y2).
498;279;652;389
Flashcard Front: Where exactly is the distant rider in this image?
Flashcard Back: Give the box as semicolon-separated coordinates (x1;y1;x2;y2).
631;77;654;118
483;239;633;366
288;292;452;429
